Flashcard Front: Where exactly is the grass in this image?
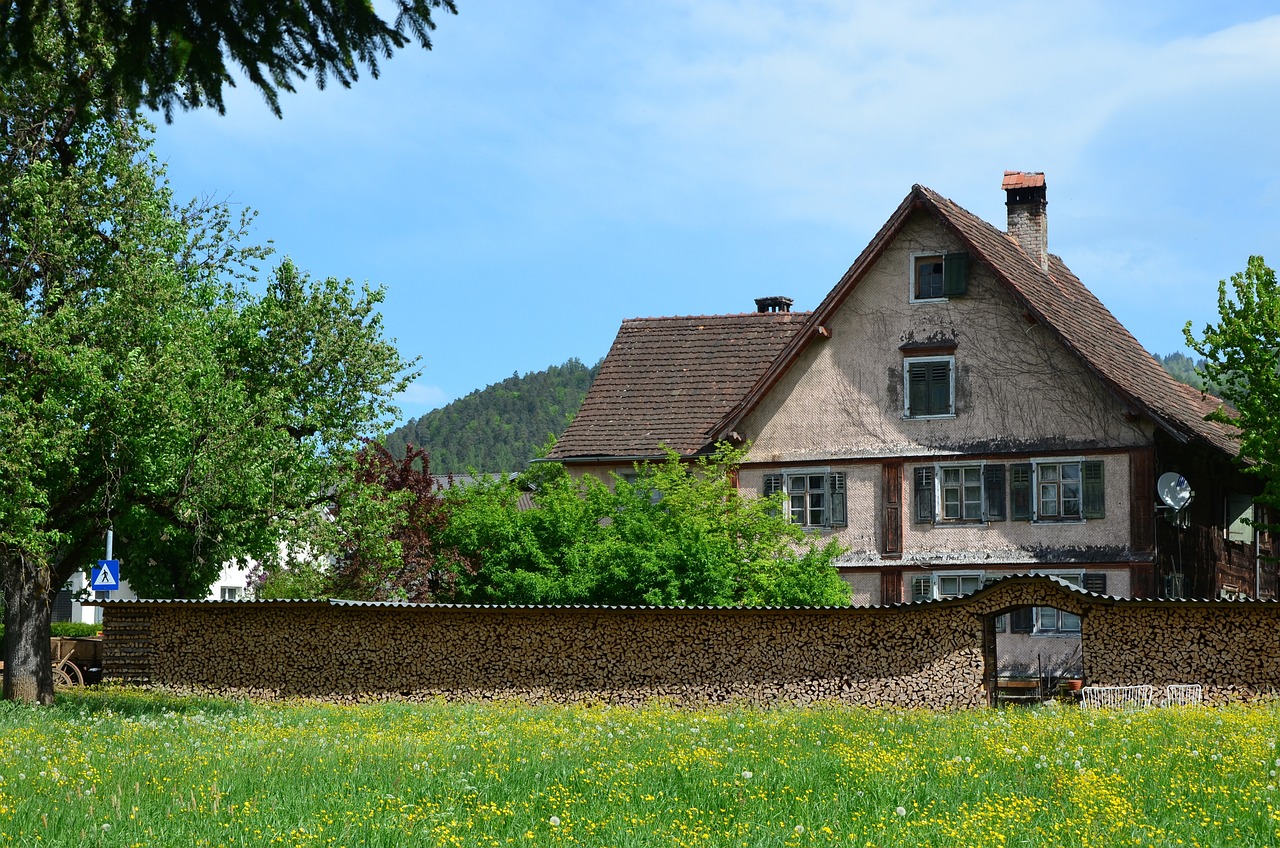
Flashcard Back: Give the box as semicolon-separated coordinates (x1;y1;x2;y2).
1;688;1278;847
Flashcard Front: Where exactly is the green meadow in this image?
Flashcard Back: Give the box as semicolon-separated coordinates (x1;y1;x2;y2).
2;688;1277;847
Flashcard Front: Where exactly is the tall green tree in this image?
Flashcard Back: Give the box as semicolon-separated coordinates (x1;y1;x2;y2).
439;445;852;607
1;0;458;118
1185;256;1280;530
0;46;412;703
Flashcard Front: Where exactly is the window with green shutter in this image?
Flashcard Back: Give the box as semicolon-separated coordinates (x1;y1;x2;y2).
1009;459;1106;522
765;470;846;529
913;252;970;300
905;356;953;417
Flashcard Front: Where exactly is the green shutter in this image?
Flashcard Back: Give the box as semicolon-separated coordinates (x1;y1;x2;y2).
829;473;847;526
1082;460;1105;518
942;252;969;296
1010;606;1034;633
1009;463;1032;521
984;464;1006;521
914;467;935;523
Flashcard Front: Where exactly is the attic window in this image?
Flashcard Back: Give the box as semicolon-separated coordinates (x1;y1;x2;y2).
912;252;969;300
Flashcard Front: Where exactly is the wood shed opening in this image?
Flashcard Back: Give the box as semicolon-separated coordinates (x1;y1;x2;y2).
984;605;1084;706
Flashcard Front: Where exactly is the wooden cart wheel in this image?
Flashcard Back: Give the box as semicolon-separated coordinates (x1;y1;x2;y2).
53;659;84;687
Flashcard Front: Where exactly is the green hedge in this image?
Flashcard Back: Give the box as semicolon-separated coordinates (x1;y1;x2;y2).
0;622;102;650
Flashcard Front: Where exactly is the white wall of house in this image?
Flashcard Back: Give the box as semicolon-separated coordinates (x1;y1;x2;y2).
56;561;252;624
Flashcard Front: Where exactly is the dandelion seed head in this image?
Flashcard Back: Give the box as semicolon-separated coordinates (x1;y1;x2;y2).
895;806;907;817
549;816;561;827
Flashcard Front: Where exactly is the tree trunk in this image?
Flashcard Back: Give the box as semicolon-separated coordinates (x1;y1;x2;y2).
2;555;55;704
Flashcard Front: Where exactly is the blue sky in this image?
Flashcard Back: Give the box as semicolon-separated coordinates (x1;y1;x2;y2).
150;1;1280;425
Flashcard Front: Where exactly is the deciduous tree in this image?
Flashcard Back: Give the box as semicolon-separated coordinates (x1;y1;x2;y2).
324;442;475;603
440;445;852;607
0;42;412;703
1185;256;1280;532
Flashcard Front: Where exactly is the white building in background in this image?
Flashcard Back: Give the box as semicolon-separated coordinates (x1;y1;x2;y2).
54;561;251;624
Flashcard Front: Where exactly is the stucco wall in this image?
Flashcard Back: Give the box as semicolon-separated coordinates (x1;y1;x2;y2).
99;577;1280;708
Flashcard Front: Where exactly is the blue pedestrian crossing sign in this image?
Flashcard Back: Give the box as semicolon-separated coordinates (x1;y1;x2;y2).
92;559;120;591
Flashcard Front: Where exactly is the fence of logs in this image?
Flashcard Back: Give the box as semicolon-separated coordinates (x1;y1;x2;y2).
95;576;1280;707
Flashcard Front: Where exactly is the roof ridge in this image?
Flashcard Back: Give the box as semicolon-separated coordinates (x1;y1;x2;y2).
622;311;814;323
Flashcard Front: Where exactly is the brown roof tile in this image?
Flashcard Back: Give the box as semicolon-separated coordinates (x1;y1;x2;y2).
549;312;810;460
1002;170;1046;190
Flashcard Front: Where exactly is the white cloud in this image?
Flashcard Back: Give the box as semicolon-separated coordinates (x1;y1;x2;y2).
394;381;450;419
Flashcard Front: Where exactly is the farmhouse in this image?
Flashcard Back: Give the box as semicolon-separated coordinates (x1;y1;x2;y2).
549;172;1269;608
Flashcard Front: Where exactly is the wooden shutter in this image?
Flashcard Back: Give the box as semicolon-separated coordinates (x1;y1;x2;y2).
908;362;927;415
1009;463;1032;521
881;569;903;605
1082;572;1108;595
983;464;1006;521
763;474;782;495
830;472;847;527
881;463;902;557
913;467;935;523
1082;460;1105;518
1129;449;1154;552
1010;606;1034;633
942;251;969;296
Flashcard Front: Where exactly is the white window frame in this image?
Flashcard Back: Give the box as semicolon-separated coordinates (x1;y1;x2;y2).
765;468;846;529
1029;570;1083;635
937;462;985;523
903;355;955;419
1031;456;1085;523
911;571;984;602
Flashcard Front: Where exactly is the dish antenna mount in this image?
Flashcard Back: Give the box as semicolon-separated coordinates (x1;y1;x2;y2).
1156;471;1194;526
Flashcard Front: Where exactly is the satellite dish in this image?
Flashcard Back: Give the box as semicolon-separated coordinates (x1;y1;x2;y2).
1157;472;1194;511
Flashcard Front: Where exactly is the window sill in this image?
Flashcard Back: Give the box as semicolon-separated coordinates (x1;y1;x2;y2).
1031;519;1087;525
903;413;956;421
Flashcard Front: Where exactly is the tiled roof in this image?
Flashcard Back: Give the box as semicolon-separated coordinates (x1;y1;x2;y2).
548;312;810;460
1001;170;1045;190
714;184;1239;457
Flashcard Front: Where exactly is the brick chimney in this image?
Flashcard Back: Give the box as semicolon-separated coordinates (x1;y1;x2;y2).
1002;171;1047;271
754;296;793;313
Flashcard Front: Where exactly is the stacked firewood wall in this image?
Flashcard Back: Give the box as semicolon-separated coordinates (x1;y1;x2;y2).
97;580;1280;707
105;603;989;708
101;607;154;682
1086;604;1280;701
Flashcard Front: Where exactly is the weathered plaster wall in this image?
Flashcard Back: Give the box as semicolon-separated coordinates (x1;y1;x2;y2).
740;213;1150;464
100;578;1280;707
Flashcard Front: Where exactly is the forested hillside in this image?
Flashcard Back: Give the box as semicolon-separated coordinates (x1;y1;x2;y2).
1154;351;1217;393
386;358;601;473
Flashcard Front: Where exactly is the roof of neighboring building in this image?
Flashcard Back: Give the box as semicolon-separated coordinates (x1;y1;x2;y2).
714;184;1239;457
548;312;811;460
